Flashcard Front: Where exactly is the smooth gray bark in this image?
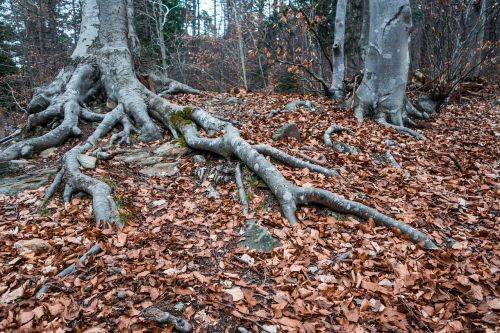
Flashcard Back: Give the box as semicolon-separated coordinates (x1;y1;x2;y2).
354;0;413;127
330;0;347;100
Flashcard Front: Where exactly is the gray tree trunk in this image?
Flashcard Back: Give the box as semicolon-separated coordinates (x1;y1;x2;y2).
329;0;347;100
354;0;412;126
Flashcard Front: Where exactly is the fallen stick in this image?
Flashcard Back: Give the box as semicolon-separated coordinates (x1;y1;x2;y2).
35;242;102;298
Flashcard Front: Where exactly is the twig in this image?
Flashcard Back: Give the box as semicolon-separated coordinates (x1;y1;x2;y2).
35;242;102;298
0;128;21;144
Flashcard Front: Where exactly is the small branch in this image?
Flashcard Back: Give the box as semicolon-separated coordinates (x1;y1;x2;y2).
0;128;21;145
36;243;102;298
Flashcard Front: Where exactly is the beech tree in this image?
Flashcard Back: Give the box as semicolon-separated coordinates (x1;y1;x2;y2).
353;0;423;136
0;0;437;288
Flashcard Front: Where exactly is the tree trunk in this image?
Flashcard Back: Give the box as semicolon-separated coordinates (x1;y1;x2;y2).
354;0;412;127
330;0;347;100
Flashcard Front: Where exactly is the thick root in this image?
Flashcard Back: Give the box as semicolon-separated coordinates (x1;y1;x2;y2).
324;124;360;154
267;99;314;118
150;104;437;249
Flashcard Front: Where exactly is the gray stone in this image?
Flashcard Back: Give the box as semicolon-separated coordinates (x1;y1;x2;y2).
240;219;281;253
140;162;179;177
77;154;97;169
174;302;185;312
237;328;248;333
116;291;127;299
39;147;57;159
139;156;162;166
0;167;57;195
309;266;318;274
14;238;51;255
152;199;166;207
192;155;206;164
272;122;301;141
224;96;241;105
154;142;189;158
118;151;150;163
207;184;220;199
417;95;438;114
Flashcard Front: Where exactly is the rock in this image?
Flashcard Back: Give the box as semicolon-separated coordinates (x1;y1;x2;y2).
237;328;248;333
139;156;162;166
140;162;179;177
14;238;51;255
262;325;278;333
39;147;57;159
192;155;206;164
154;142;189;158
309;266;318;274
118;151;150;163
207;184;220;199
116;291;127;299
77;154;97;169
417;95;438;114
142;307;193;332
272;122;301;141
240;254;255;265
152;199;166;207
240;219;281;253
224;96;241;105
174;302;185;312
0;167;57;195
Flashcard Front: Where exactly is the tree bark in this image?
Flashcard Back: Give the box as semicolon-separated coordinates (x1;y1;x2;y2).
354;0;413;127
330;0;347;100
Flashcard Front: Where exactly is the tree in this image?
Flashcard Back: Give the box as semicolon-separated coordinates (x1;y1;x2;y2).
0;0;437;296
353;0;422;137
329;0;347;99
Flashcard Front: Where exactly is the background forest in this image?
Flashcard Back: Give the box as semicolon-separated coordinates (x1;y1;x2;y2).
0;0;498;134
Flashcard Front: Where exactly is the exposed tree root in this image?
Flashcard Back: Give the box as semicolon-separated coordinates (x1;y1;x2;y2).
252;144;338;177
0;128;21;145
145;105;438;249
235;163;249;215
266;99;314;118
142;306;193;332
323;124;360;154
148;73;202;96
43;105;129;227
385;149;401;169
377;119;424;140
36;243;102;299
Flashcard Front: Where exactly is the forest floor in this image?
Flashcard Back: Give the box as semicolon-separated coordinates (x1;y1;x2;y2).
0;90;499;332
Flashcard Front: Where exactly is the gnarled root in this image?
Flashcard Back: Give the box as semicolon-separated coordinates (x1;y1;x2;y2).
36;243;102;298
324;124;360;154
266;99;315;118
43;105;129;227
153;105;437;249
0;64;99;162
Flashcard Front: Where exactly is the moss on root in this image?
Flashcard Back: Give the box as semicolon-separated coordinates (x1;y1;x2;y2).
170;107;194;127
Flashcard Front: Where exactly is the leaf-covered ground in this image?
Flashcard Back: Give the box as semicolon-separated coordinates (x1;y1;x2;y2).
0;91;499;332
